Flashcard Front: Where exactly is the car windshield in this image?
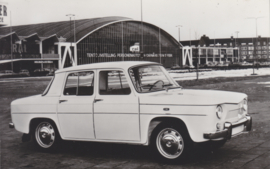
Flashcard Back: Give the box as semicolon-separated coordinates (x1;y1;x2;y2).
129;65;180;93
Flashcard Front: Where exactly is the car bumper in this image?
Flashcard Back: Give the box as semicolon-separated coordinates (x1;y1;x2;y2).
203;115;252;140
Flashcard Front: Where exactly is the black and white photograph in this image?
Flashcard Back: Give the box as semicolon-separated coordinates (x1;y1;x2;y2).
0;0;270;168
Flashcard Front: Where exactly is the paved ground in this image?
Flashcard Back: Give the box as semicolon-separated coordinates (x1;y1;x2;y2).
0;75;270;169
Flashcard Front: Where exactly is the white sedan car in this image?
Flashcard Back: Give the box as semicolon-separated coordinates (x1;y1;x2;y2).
9;61;252;162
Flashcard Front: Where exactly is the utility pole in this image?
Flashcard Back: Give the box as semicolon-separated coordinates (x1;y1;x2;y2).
235;31;239;47
140;0;144;60
176;25;182;42
246;17;264;75
66;14;75;66
10;11;13;71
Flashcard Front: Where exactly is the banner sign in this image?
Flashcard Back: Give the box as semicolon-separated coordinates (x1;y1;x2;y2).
0;2;8;26
130;42;140;53
34;61;53;64
87;53;173;57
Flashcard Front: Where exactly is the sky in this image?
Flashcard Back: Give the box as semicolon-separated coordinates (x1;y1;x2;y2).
3;0;270;41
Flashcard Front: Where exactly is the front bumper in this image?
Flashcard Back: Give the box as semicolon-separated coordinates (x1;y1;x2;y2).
203;115;252;140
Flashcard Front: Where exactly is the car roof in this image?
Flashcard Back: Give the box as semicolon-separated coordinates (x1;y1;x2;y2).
56;61;160;74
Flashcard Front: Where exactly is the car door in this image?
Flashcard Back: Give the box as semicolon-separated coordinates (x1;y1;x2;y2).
94;69;140;141
57;70;96;140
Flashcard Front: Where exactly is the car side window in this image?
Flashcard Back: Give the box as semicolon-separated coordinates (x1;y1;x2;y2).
99;70;131;95
64;73;78;95
64;71;94;96
78;71;94;96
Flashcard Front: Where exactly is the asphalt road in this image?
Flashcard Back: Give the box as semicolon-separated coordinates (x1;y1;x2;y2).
0;76;270;169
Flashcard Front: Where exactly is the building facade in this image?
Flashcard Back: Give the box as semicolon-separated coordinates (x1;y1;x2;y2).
181;35;270;66
0;16;182;72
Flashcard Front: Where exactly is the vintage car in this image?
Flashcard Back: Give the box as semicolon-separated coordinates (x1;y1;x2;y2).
19;69;30;77
9;61;252;162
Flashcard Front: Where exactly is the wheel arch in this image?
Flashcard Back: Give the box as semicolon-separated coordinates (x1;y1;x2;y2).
29;118;62;139
147;116;192;145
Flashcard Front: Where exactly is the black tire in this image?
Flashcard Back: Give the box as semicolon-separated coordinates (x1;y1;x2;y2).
32;120;60;151
150;122;192;163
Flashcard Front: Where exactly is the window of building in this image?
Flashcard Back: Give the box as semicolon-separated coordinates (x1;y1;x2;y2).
241;51;247;55
64;71;94;96
248;46;254;50
99;70;131;95
241;46;247;50
248;51;253;55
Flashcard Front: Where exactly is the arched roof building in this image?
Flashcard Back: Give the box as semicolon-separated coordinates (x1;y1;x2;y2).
0;16;182;71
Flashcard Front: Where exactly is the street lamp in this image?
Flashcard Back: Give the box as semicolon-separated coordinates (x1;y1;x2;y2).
66;14;75;66
66;14;75;45
235;31;239;47
246;17;264;75
140;0;144;60
176;25;182;42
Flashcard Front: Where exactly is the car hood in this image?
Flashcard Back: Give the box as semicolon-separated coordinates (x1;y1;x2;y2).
139;89;247;106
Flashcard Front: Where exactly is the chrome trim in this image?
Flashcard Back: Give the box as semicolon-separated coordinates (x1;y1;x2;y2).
140;103;215;106
9;122;14;128
141;113;207;116
12;112;56;114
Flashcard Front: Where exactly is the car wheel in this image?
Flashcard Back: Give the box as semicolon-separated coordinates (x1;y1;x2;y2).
33;120;60;151
150;123;192;162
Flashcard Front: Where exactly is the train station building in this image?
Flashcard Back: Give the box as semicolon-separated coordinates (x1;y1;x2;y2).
0;16;182;72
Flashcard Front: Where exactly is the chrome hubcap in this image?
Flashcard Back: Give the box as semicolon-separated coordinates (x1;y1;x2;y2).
35;122;55;148
156;128;184;159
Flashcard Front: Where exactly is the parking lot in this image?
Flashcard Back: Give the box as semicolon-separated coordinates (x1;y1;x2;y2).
1;75;270;169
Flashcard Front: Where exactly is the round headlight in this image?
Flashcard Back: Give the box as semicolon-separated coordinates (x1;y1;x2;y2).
216;105;223;119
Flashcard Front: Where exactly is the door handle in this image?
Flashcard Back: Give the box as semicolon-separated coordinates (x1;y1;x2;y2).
59;100;67;103
94;99;103;103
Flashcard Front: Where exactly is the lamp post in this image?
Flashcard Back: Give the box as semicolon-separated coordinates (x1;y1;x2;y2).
66;14;75;66
176;25;182;42
235;31;239;46
140;0;144;60
235;31;240;62
176;25;182;65
66;14;75;45
246;17;264;75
